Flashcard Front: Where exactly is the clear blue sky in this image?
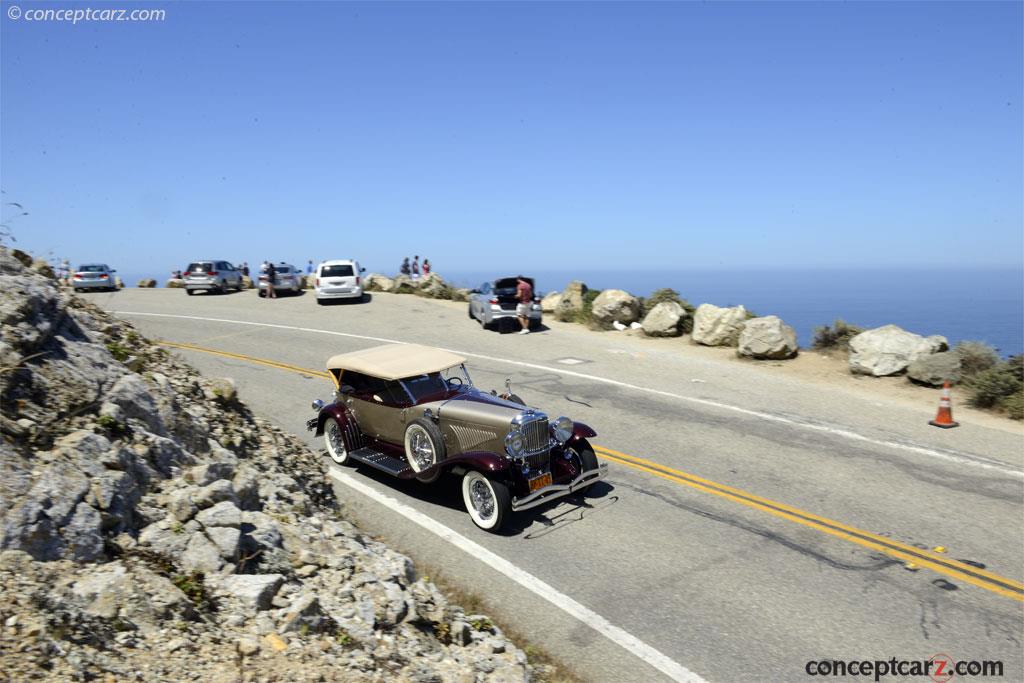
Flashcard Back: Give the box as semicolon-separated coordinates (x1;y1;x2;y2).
2;1;1021;275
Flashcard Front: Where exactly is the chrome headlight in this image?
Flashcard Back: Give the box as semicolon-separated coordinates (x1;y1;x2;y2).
311;399;325;412
551;416;573;444
505;430;526;457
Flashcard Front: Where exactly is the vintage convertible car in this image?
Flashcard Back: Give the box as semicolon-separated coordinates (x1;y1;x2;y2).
307;344;607;531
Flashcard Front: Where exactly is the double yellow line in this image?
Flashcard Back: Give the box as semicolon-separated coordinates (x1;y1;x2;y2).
157;339;1024;602
592;446;1024;602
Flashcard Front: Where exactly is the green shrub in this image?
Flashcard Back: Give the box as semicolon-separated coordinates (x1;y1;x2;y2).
105;341;130;362
811;319;864;351
965;359;1023;411
640;288;696;333
954;341;1000;377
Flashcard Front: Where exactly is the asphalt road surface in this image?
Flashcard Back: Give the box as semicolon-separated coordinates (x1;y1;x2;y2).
95;288;1024;683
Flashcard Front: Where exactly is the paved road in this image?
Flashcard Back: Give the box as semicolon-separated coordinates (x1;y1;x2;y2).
96;288;1023;682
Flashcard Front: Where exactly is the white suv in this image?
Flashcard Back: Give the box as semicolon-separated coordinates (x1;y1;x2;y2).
315;259;365;304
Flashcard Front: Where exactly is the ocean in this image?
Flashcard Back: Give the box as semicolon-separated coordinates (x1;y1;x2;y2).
114;267;1024;356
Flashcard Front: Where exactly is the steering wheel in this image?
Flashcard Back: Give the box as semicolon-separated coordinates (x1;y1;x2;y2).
446;376;463;387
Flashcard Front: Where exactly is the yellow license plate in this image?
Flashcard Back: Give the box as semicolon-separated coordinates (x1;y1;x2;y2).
528;472;552;492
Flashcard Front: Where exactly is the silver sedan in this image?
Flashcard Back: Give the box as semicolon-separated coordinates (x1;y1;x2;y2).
467;277;542;330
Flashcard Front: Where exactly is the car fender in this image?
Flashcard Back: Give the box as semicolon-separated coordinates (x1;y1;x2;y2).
315;403;352;437
570;421;597;440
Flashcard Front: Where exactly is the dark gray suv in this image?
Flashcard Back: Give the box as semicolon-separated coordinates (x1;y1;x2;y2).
183;260;243;295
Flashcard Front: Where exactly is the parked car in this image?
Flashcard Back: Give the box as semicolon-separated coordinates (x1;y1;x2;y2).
71;263;117;292
315;259;365;304
258;262;303;297
307;344;606;531
468;276;542;330
183;260;244;295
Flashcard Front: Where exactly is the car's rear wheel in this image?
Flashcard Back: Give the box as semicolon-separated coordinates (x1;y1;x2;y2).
324;417;349;465
467;304;475;320
565;438;600;494
186;289;194;296
404;418;446;481
462;471;510;532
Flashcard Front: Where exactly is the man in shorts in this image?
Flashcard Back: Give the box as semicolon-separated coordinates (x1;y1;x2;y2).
515;275;533;335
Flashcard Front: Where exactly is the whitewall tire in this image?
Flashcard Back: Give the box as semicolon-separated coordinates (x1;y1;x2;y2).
461;471;510;532
324;417;349;465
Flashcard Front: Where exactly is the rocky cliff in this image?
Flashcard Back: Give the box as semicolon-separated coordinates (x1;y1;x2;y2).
0;249;534;682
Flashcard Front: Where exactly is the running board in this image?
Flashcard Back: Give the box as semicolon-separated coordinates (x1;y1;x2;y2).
349;447;413;478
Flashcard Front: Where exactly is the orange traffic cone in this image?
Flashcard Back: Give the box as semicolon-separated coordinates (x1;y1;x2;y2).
929;381;959;429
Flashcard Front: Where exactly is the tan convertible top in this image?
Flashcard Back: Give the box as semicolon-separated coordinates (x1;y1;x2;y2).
326;344;466;381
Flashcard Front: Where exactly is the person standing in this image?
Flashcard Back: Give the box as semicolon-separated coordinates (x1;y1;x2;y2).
265;261;277;299
306;260;314;275
400;257;411;276
515;275;533;335
411;255;420;279
422;258;431;276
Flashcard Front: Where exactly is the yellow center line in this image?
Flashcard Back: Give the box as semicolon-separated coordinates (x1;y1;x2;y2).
158;340;330;379
157;339;1023;602
593;447;1023;602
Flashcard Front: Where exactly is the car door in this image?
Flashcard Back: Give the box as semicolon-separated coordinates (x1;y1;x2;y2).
346;376;409;444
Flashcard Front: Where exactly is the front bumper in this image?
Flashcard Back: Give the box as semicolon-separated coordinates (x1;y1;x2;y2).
510;462;608;512
73;279;114;289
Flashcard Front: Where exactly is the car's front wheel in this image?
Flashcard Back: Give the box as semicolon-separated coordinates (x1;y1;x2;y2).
323;417;349;465
565;438;600;495
462;471;510;532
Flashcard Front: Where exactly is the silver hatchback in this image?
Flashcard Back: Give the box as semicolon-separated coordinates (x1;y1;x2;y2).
184;260;244;295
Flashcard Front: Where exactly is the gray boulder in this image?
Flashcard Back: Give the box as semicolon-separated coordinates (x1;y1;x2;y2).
196;500;242;528
179;531;225;574
907;351;962;386
540;292;562;313
554;281;587;320
590;289;641;326
106;374;164;434
363;273;394;292
641;302;686;337
691;304;748;347
165;278;186;288
737;316;799;360
216;574;283;611
848;325;943;377
136;279;157;288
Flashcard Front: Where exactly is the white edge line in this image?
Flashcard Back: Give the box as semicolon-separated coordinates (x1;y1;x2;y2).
116;311;1024;479
328;467;706;683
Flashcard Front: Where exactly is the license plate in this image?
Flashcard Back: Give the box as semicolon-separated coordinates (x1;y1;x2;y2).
528;472;552;492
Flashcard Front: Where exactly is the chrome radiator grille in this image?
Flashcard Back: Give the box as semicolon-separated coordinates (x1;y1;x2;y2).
520;416;549;454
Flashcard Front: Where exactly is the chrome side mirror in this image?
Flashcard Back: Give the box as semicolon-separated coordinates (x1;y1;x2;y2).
311;399;325;412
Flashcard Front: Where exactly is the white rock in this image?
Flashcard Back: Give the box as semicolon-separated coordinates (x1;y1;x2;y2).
737;316;799;360
217;574;283;611
540;292;562;313
691;304;748;346
640;301;686;337
848;324;942;377
195;500;242;528
590;289;641;326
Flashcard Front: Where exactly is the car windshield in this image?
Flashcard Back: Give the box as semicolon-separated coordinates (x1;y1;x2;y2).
400;365;472;403
187;263;211;272
321;264;354;277
78;265;106;272
277;266;291;273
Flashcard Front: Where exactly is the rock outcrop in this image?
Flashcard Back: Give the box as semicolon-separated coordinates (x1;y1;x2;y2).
541;292;562;313
691;304;748;347
363;273;394;292
165;278;186;288
554;281;587;321
137;279;157;288
590;289;641;327
848;325;948;377
907;351;962;386
640;301;687;337
737;316;799;360
0;248;537;682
